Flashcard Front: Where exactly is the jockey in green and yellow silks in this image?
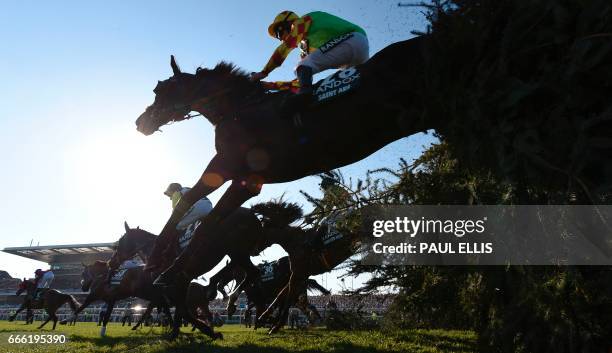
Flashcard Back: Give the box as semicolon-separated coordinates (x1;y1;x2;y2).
251;11;369;101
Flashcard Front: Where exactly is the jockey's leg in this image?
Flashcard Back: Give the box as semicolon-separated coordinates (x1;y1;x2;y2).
296;65;313;95
154;179;261;287
176;197;213;230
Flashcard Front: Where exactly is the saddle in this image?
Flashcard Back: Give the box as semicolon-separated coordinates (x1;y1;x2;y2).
311;67;361;104
267;67;361;121
265;67;361;105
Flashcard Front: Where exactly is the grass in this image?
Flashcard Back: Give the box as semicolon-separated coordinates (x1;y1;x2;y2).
0;321;476;353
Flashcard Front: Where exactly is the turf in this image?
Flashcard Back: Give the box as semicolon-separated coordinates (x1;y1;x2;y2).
0;321;476;353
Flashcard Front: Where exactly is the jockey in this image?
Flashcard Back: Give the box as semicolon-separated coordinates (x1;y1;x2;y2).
251;10;369;106
34;269;54;288
33;269;54;300
164;182;213;231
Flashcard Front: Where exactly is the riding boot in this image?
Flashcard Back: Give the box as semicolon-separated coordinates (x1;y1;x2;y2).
281;65;314;117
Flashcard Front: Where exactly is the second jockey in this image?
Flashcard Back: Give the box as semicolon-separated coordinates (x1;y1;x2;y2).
33;269;54;300
164;182;213;231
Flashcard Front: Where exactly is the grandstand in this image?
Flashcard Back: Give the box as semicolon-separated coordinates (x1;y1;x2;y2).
1;242;115;305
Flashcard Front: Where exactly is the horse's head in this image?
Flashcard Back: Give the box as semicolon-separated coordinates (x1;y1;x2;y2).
136;56;259;135
80;261;108;292
108;221;153;270
136;55;200;135
15;278;30;296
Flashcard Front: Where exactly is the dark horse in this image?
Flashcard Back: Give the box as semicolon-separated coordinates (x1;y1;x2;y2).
107;216;266;339
212;257;329;328
9;279;79;330
70;261;174;336
136;36;429;286
251;201;376;334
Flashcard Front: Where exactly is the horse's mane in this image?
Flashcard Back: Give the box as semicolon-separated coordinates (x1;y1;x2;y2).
196;61;263;94
252;200;304;228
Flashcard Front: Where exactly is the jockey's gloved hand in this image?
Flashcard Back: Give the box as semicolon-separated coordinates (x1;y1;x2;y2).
250;71;267;82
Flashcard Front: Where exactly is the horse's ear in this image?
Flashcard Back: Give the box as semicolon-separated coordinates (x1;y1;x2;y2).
124;221;130;232
170;55;181;76
136;226;140;230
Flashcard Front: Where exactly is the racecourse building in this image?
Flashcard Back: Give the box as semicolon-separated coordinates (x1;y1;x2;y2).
0;243;115;305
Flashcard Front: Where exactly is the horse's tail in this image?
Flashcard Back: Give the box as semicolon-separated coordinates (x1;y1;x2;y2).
252;200;303;228
306;279;330;295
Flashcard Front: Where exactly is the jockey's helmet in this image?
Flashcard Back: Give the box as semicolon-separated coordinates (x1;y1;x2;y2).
268;11;299;39
164;183;182;197
35;269;43;276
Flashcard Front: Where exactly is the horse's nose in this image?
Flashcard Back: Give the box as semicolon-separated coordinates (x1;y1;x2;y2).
136;106;155;136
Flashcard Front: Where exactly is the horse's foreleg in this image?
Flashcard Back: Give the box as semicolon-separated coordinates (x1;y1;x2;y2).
51;313;59;330
133;302;155;330
100;301;115;337
270;271;307;334
37;316;51;330
254;303;265;330
70;295;95;323
258;284;289;323
9;303;27;322
26;309;33;324
169;305;182;340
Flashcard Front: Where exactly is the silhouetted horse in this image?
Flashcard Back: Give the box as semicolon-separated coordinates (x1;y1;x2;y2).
69;261;173;336
136;36;429;287
221;257;329;329
9;279;79;330
252;201;375;334
107;218;266;340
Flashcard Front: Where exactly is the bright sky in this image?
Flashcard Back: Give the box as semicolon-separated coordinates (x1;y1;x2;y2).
0;1;433;293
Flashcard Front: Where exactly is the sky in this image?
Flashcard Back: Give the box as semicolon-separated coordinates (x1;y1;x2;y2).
0;1;434;293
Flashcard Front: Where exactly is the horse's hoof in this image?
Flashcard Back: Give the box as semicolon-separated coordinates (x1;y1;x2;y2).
131;326;138;331
214;332;224;340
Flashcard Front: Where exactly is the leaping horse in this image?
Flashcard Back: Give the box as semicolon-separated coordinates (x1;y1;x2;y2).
9;279;80;330
251;200;376;334
107;215;268;340
135;36;430;288
69;261;174;336
213;257;330;329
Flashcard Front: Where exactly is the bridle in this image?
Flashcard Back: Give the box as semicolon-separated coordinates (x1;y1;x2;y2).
158;73;266;126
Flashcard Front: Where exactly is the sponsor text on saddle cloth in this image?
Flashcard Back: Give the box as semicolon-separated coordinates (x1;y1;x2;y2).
321;211;344;246
313;67;360;104
178;220;200;251
110;264;144;286
260;262;275;282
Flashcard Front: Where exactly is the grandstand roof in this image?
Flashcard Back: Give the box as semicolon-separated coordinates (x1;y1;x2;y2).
2;243;115;263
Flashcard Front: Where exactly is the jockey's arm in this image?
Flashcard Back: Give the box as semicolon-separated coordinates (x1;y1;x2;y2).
261;42;294;77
